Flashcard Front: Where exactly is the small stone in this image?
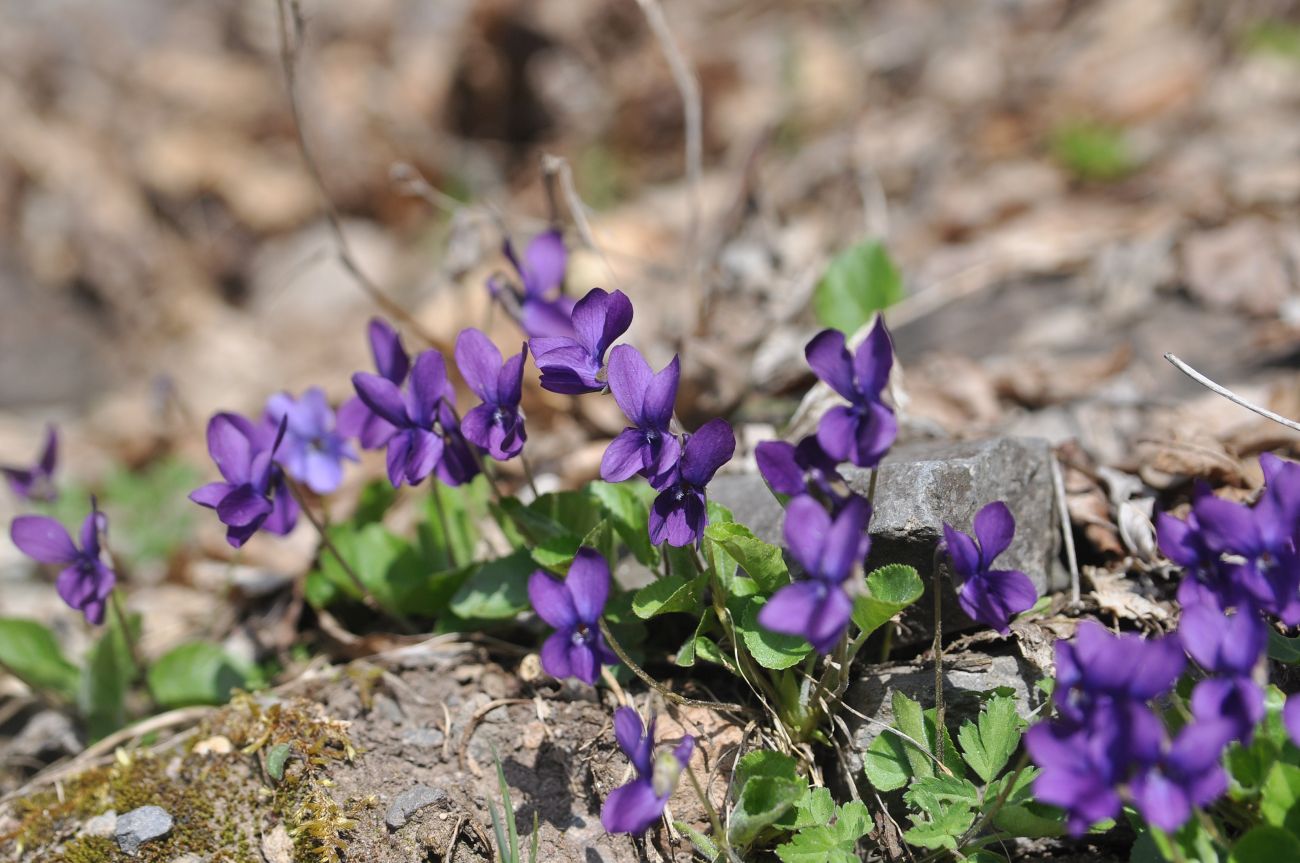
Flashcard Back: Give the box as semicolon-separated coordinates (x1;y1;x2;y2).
261;824;293;863
192;735;233;755
81;810;117;838
385;785;446;831
116;805;174;856
170;855;207;863
373;694;404;725
400;727;445;749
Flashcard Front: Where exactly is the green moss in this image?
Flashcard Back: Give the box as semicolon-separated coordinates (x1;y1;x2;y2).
1050;120;1135;183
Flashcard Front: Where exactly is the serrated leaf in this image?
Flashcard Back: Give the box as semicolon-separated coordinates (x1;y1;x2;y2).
792;787;836;829
903;803;975;851
147;642;248;709
735;750;801;785
776;800;872;863
831;801;873;841
851;564;923;637
864;730;912;791
728;775;804;846
892;692;934;779
705;523;789;593
448;550;535;619
812;240;904;335
736;596;811;670
958;695;1024;783
903;775;980;813
0;617;79;699
633;575;701;619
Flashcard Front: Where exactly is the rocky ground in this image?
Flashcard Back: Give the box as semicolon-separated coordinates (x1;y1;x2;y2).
3;0;1300;860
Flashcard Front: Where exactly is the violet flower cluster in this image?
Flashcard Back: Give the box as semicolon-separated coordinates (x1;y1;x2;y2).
11;499;115;624
943;502;1038;634
601;707;694;835
1;424;58;502
488;229;576;339
527;549;618;685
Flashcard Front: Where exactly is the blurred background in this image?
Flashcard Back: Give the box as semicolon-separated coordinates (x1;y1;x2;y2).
3;0;1300;717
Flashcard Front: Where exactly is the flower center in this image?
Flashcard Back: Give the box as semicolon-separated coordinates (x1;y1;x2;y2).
651;751;682;798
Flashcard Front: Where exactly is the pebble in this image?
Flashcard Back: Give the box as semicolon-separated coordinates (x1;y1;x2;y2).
116;805;174;856
81;810;117;837
385;785;446;830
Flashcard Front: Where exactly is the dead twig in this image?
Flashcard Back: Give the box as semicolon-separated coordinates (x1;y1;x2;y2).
1050;454;1081;606
456;698;531;775
1165;352;1300;434
540;154;624;290
598;620;754;715
273;0;442;349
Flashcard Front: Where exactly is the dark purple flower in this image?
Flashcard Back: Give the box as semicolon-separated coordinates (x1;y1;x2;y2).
455;329;528;461
434;401;480;487
805;320;898;468
1190;676;1264;744
1178;601;1266;677
1128;719;1234;834
530;288;633;395
2;425;58;503
11;501;115;624
755;434;847;510
353;350;453;487
758;494;871;653
491;230;576;338
1053;621;1186;708
337;319;411;450
942;502;1037;635
190;413;299;547
264;388;358;495
601;345;681;486
527;548;618;685
601;707;695;835
648;419;734;547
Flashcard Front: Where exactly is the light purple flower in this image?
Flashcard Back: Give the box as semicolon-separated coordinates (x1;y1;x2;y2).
264;388;358;495
601;707;694;835
530;288;633;395
1178;601;1266;677
804;319;898;468
11;500;114;624
1;425;58;503
1053;621;1186;708
600;345;682;486
190;413;299;547
1129;719;1234;834
527;548;618;685
759;494;871;653
942;502;1037;634
455;328;528;461
353;350;453;487
491;230;576;338
648;419;734;547
337;319;411;450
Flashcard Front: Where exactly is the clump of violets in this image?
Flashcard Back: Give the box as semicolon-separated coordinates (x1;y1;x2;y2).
455;329;528;461
353;350;457;488
190;413;299;547
601;707;695;835
530;288;632;395
337;318;411;449
1;425;58;502
489;229;576;338
804;318;897;468
527;548;618;685
942;502;1038;635
1024;621;1229;834
648;418;735;547
759;494;872;652
755;435;845;508
11;499;115;624
264;388;358;495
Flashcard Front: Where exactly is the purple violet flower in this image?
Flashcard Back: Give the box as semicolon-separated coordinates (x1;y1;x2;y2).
755;434;846;509
527;548;618;685
530;288;633;395
1053;621;1186;708
490;230;576;338
600;345;682;486
190;413;299;547
942;502;1038;635
1178;601;1266;677
11;500;115;624
758;494;872;653
1189;676;1265;744
337;319;411;450
601;707;695;835
434;401;481;487
804;320;898;468
352;350;454;488
1128;719;1234;834
455;328;528;461
648;419;735;547
1;425;58;503
264;388;358;495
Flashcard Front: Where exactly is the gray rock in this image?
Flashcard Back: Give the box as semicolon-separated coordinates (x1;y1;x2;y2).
81;810;116;837
400;726;445;749
385;785;446;830
116;805;173;856
711;437;1062;638
842;650;1043;776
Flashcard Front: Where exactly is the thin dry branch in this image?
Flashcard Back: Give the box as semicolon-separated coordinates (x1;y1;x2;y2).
273;0;442;349
1165;352;1300;434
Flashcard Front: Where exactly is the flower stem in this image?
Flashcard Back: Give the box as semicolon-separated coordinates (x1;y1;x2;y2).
932;558;945;769
109;589;145;676
428;480;459;569
597;619;752;714
519;452;542;500
285;479;418;634
686;764;731;855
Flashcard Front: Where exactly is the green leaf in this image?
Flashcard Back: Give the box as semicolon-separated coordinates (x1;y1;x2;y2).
0;617;79;699
449;550;536;619
590;481;657;567
776;800;873;863
1268;630;1300;664
705;523;789;593
78;608;138;740
864;730;912;792
992;802;1066;839
1230;826;1300;862
100;457;202;565
147;642;249;708
419;476;486;569
812;240;904;335
675;610;716;667
735;750;801;785
674;822;720;862
1262;762;1300;832
531;534;582;573
728;775;804;846
633;575;701;619
353;479;397;526
903;803;976;851
736;595;812;670
851;563;923;637
958;695;1024;783
693;636;739;675
1050;120;1134;183
893;691;936;779
791;787;836;829
266;742;293;782
903;775;979;813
